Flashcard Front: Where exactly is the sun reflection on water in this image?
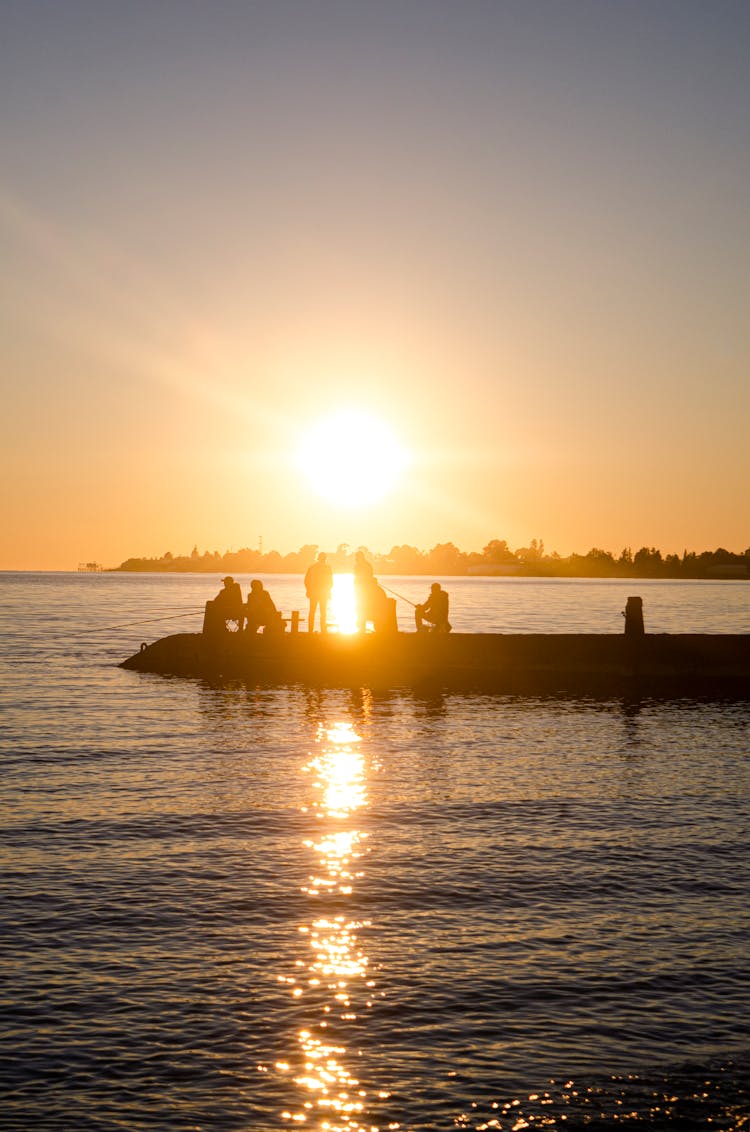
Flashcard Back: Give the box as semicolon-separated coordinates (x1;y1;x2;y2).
277;717;389;1131
303;721;366;818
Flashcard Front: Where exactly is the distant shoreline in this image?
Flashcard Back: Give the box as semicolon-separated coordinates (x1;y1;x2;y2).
2;567;749;582
108;540;749;581
5;541;748;580
106;543;750;584
108;565;748;581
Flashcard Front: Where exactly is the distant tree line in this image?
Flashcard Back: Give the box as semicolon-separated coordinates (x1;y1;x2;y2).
113;539;749;578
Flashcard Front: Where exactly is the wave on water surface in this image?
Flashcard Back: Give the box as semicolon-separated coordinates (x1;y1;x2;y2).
0;574;749;1129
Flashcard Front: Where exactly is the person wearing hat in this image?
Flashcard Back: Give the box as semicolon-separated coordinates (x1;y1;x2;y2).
415;582;451;633
213;575;244;630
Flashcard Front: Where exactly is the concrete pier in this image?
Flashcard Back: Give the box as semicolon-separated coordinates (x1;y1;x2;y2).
121;631;750;697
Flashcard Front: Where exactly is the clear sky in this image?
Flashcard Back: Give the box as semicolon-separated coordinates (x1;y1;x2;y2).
2;0;749;569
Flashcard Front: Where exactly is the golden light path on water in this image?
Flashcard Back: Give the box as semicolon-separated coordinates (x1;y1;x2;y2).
278;715;392;1130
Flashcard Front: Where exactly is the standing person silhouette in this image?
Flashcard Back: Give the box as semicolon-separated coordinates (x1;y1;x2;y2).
304;552;333;633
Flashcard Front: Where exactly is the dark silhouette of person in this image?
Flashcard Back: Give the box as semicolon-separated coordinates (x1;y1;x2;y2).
245;579;282;634
353;551;375;633
304;552;333;633
213;575;244;630
369;579;392;632
415;583;451;633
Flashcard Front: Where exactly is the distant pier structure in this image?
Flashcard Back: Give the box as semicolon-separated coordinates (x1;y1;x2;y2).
77;562;104;573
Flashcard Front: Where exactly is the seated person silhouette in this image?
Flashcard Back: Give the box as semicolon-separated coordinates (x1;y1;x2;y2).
245;579;283;634
213;575;244;631
415;583;451;633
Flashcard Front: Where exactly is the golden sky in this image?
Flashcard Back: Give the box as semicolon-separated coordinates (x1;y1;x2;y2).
2;2;749;569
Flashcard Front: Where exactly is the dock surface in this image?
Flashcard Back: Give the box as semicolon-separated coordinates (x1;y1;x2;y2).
121;632;750;696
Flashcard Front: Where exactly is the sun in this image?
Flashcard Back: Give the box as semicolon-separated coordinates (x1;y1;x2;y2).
296;409;409;506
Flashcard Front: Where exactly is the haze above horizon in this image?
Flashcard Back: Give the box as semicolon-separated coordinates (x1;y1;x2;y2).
2;1;748;570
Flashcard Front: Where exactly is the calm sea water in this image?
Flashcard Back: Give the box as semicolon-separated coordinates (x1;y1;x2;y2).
1;573;749;1131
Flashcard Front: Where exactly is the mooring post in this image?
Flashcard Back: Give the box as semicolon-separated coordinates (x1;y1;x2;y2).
623;595;645;638
622;595;645;681
290;610;300;633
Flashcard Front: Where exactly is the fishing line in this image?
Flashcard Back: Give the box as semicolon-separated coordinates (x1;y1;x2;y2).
381;583;419;608
74;609;203;634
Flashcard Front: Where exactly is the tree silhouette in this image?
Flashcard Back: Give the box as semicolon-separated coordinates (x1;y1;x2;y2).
113;539;749;579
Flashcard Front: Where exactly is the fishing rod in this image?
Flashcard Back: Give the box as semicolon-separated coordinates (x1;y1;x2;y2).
381;583;419;608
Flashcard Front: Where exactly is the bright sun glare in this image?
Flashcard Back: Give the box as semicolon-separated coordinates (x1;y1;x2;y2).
297;409;408;506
